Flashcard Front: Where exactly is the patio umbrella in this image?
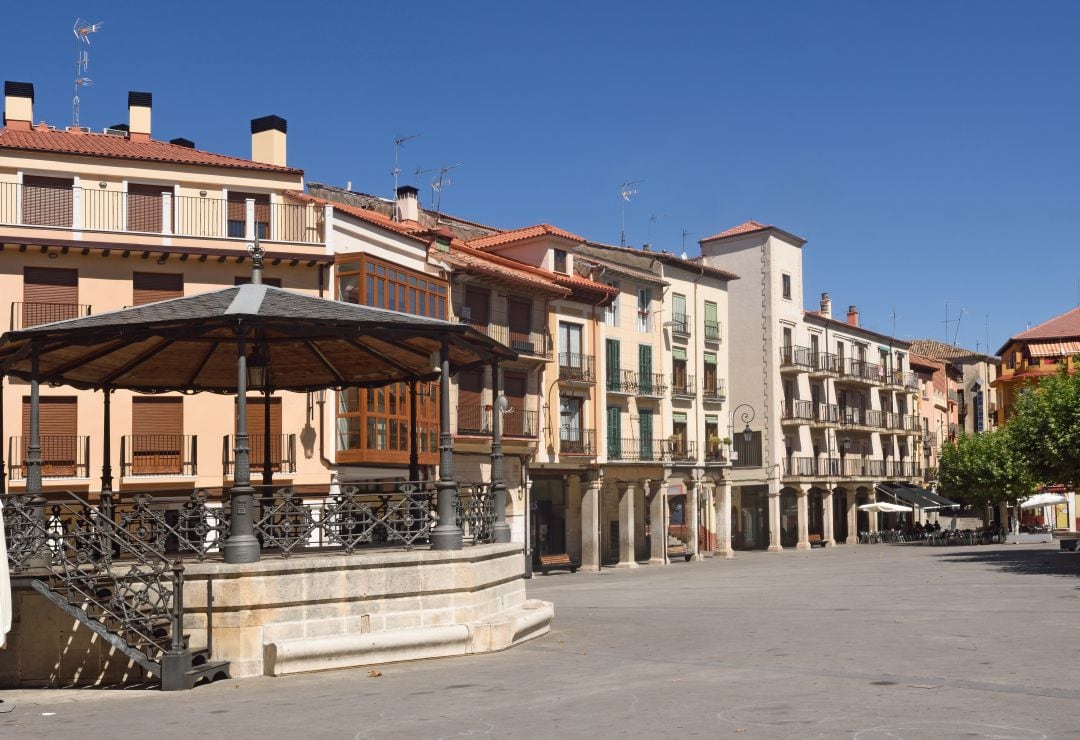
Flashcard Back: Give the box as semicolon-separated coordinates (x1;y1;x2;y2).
1020;492;1069;509
859;502;914;513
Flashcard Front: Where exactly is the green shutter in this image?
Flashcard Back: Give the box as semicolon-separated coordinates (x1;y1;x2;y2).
704;352;717;365
606;339;620;391
639;345;652;393
672;347;687;361
640;410;653;460
607;406;621;459
673;412;688;424
704;302;717;324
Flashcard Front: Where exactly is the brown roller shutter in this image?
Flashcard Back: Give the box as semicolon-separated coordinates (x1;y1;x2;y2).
131;397;183;474
503;372;527;436
464;287;489;328
23;267;79;327
227;191;270;239
22;175;73;227
238;397;282;471
127;184;170;233
21;396;77;476
133;272;184;305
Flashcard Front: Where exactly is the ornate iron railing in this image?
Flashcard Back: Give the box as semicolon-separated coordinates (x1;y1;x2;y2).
222;434;296;475
559;353;596;383
10;301;92;330
670;373;695;398
121;434;198;477
7;435;91;480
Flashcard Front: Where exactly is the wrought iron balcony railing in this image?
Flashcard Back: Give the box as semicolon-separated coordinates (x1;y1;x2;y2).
222;434;297;475
462;319;552;359
559;427;596;456
637;372;668;397
670;373;695;398
457;404;537;438
703;320;722;342
607;437;668;462
810;352;842;375
606;368;637;393
667;439;696;462
121;434;197;477
780;345;814;370
7;435;91;479
812;403;840;425
781;400;814;423
10;301;92;330
670;313;691;337
558;353;596;383
702;377;726;401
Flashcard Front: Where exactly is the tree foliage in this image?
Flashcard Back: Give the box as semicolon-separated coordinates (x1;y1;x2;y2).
937;426;1035;505
1007;365;1080;488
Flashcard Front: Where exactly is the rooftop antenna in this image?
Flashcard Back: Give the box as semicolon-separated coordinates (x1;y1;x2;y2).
619;179;642;247
71;18;103;128
391;133;421;217
414;163;462;216
952;307;966;346
681;229;691;253
648;212;664;241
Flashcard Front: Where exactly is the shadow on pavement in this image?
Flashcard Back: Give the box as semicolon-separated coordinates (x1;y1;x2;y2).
934;546;1080;581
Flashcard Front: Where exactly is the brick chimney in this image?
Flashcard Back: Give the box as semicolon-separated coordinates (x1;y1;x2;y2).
128;91;152;141
819;292;832;319
847;305;859;327
4;81;34;131
395;185;420;223
251;115;287;167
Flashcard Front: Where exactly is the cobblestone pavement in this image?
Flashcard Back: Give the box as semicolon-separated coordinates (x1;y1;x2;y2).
3;543;1079;739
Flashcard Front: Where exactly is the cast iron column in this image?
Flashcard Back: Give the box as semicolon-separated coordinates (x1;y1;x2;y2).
26;342;42;494
100;388;114;521
0;373;5;495
408;380;420;481
262;387;273;488
490;360;510;543
431;338;462;550
224;331;260;563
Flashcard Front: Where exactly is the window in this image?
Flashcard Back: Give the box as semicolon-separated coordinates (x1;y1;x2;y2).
22;267;79;327
553;249;567;274
637;288;651;332
130;397;184;475
560;397;584;451
782;273;791;300
127;184;171;233
21;396;79;478
672;347;688;394
639;409;654;460
703;301;719;341
133;272;183;305
606;339;621;391
810;334;820;363
703;352;718;395
638;344;653;393
604;281;619;326
463;286;489;329
239;396;287;473
456;369;486;434
672;293;688;335
503;372;529;436
607;406;622;459
226;191;269;239
671;412;689;458
22;175;73;227
782;326;793;350
733;430;763;468
336;256;447;318
507;297;534;352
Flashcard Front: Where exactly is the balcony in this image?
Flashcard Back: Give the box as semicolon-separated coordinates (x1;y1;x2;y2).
222;433;297;475
637;372;668;397
881;412;902;434
0;182;326;244
10;301;92;330
783;456;817;477
703;320;722;343
779;345;813;373
670;373;695;399
840;457;886;478
457;404;538;438
120;434;197;477
704;440;730;464
840;359;886;386
811;403;840;427
781;400;814;426
558;353;596;384
606;368;637;394
559;428;596;456
702;378;726;402
607;437;667;462
886;460;919;478
809;352;841;377
667;439;696;463
463;319;552;360
903;415;922;432
7;435;90;480
841;407;873;430
670;313;691;337
866;409;885;430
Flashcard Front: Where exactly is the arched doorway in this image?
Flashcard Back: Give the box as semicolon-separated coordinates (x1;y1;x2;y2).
833;487;849;543
808;488;825;539
780;487;798;548
856;486;872;534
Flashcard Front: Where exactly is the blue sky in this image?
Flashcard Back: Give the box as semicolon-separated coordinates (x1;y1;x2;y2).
3;1;1076;353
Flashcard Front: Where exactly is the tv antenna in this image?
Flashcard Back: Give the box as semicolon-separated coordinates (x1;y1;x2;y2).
648;213;665;241
681;229;691;252
391;133;420;215
71;18;103;128
414;163;462;215
619;179;642;247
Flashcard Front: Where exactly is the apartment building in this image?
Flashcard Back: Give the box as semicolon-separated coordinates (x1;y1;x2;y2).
908;353;960;482
992;306;1080;424
0;81;332;495
698;221;921;551
909;339;997;435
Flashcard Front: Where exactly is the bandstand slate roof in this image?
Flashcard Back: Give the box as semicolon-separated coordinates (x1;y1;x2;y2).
0;283;515;393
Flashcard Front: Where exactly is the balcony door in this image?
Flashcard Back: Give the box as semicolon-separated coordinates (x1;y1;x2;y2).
503;372;527;436
639;410;654;461
560;397;582;442
607;406;621;459
464;286;489;332
21;396;77;477
507;297;533;353
127;184;171;233
23;267;78;327
638;345;653;394
131;397;183;474
237;396;282;472
458;368;485;434
22;175;73;227
559;322;583;367
606;339;621;391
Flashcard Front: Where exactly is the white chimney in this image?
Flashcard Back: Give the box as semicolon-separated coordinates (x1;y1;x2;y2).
820;292;832;319
4;81;34;131
395;185;420;222
128;91;152;141
251;115;287;167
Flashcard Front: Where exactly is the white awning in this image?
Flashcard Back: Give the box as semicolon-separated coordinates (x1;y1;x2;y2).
859;502;913;513
1020;492;1069;509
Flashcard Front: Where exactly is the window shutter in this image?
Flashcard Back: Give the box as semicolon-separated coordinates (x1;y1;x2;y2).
133;272;183;305
22;176;73;227
672;347;687;361
607;406;621;458
22;396;77;476
639;410;653;460
704;301;717;325
238;396;283;470
131;397;184;474
127;184;170;233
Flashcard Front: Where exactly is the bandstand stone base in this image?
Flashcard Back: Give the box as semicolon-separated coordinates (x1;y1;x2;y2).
0;543;552;686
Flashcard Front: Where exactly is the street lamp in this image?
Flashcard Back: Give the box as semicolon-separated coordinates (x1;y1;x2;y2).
247;345;268;390
729;403;756;454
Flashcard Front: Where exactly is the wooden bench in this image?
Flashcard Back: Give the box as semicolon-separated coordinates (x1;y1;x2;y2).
808;534;827;548
538;553;578;575
667;543;693;562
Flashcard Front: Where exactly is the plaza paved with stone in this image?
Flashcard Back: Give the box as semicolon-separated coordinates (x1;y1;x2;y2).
2;543;1079;739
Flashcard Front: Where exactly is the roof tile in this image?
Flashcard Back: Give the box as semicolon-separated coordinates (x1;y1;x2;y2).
468;224;585;250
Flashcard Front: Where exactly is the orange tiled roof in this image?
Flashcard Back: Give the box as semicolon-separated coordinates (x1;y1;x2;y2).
0;126;302;174
446;244;570;296
286;191;427;240
467;224;585;250
909;339;990;363
1012;306;1080;342
702;220;770;241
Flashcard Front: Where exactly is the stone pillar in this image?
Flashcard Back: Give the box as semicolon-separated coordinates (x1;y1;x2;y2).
768;490;783;553
823;488;834;546
796;486;811;550
701;481;716;555
869;489;880;533
616;481;638;568
634;484;647;562
647;479;666;564
1068;492;1077;534
686;479;701;561
567;475;582;563
714;480;734;559
580;476;601;572
846;492;859;544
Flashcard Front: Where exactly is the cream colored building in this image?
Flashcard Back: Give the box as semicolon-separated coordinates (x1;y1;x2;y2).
699;221;922;550
0;81;333;496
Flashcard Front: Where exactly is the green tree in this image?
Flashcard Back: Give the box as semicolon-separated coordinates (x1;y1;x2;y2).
938;426;1035;507
1007;364;1080;489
